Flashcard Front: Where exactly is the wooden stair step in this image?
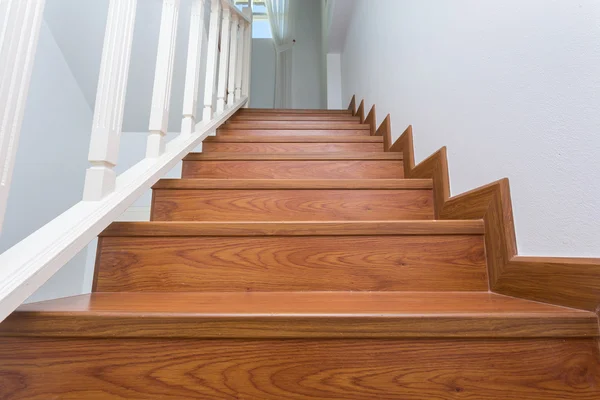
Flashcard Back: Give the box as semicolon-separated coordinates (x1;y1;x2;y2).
94;221;487;292
217;128;370;136
203;135;383;152
238;108;352;115
230;115;360;122
182;153;404;179
2;292;596;339
151;179;434;221
224;122;369;130
204;136;384;143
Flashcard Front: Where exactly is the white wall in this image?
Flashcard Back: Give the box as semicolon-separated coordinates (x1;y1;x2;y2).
0;21;93;302
250;39;276;108
341;0;600;257
326;53;342;109
291;0;326;109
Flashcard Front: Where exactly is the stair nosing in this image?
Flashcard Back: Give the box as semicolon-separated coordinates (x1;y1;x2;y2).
182;153;403;161
152;179;433;190
204;136;384;143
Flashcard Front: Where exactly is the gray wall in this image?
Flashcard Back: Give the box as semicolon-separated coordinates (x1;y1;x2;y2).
249;39;276;108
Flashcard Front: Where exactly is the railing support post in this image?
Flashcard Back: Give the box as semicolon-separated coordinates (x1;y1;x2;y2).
216;7;232;113
202;0;222;121
241;8;252;106
83;0;137;201
147;0;180;157
181;0;206;136
0;0;46;231
227;15;239;105
234;21;245;101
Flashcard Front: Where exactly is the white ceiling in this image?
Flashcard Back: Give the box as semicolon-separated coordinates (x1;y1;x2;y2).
44;0;207;132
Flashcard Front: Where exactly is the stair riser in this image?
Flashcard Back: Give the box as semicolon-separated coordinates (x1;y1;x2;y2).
2;338;598;399
203;142;383;153
225;123;369;130
231;116;361;122
182;160;405;179
94;235;487;292
217;129;370;136
151;189;434;221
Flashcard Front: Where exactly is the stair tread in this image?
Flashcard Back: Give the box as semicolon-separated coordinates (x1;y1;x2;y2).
3;292;596;339
183;152;403;161
204;135;384;142
224;122;370;130
100;220;485;237
239;108;352;114
152;179;433;190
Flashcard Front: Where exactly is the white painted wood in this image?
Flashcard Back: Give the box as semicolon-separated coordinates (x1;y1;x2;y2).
202;0;222;121
83;0;137;201
0;0;46;233
241;8;252;106
227;15;239;105
0;96;248;323
234;21;245;101
181;0;206;136
216;7;232;113
147;0;180;157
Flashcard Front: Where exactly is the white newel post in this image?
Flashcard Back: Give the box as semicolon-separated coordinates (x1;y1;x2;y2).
147;0;180;157
83;0;137;201
241;8;252;105
216;7;232;113
0;0;46;232
181;0;206;136
234;21;245;101
226;15;239;105
202;0;222;121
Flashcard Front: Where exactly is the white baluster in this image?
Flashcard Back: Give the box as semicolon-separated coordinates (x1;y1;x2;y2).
202;0;222;121
181;0;206;136
242;10;252;105
216;7;232;113
83;0;137;201
147;0;180;157
234;21;246;101
0;0;46;231
226;15;239;105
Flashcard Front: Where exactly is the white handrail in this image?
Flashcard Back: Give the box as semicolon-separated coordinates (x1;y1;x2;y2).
0;0;253;322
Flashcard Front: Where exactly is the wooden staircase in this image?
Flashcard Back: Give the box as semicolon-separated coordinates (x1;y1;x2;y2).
0;108;599;399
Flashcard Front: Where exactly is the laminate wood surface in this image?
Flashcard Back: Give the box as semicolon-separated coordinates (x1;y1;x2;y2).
152;178;434;190
3;292;596;339
203;142;384;153
239;108;352;115
94;234;484;292
230;115;361;122
224;121;368;130
205;135;384;143
356;99;365;123
1;338;599;399
365;105;376;135
183;152;403;161
379;114;392;151
100;220;486;237
348;94;356;115
151;189;434;221
217;128;370;136
181;160;405;179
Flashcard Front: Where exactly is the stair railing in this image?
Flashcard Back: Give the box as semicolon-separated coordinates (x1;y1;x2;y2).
0;0;253;322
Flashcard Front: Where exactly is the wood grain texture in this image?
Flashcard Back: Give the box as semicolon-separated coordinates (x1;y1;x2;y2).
217;128;370;136
239;108;352;115
100;220;486;237
224;121;368;130
3;292;596;338
365;105;376;135
205;135;384;143
181;160;405;179
390;124;600;311
93;234;485;292
230;115;361;122
379;114;392;150
348;94;356;115
183;152;403;161
151;189;434;221
1;338;599;399
152;178;434;190
356;99;365;123
202;142;384;153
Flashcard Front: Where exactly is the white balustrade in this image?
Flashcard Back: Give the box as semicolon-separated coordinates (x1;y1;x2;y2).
202;0;222;121
227;15;239;105
147;0;181;157
0;0;252;322
216;8;232;113
83;0;137;201
181;0;206;136
0;0;46;232
242;8;252;104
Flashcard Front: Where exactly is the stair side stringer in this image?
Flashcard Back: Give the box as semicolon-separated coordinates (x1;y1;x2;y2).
383;121;600;312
